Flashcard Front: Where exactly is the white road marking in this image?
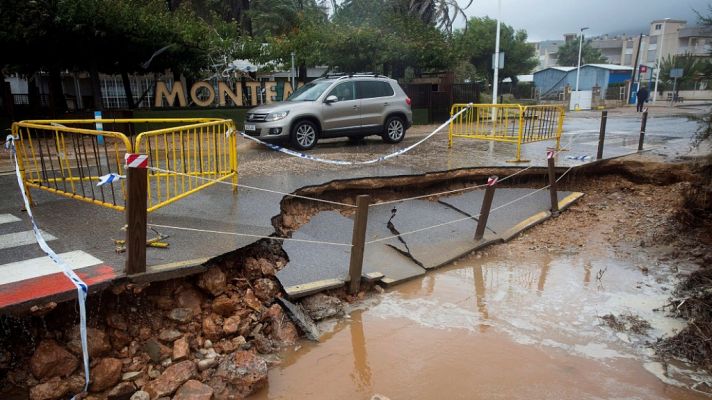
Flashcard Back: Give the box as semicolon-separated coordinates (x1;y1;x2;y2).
0;214;21;225
0;230;57;250
0;250;102;285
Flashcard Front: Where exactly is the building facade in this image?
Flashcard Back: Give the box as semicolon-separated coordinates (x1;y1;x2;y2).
531;18;712;81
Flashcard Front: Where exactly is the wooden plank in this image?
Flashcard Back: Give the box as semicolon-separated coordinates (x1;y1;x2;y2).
125;166;147;274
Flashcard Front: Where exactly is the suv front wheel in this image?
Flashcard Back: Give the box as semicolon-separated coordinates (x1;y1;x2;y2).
382;116;406;144
290;120;319;150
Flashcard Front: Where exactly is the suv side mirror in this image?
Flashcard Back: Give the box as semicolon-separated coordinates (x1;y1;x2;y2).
325;95;338;104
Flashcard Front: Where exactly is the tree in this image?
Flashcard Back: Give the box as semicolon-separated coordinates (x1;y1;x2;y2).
452;17;537;85
0;0;242;110
554;38;605;66
657;53;705;93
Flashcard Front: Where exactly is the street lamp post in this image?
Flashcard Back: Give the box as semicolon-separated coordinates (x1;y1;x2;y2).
492;0;502;106
575;27;589;92
653;18;670;103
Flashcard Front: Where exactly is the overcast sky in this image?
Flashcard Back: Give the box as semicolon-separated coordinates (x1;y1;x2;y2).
462;0;711;41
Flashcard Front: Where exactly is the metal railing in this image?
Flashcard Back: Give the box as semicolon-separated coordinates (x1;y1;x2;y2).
12;121;132;211
135;120;238;212
11;118;238;213
448;104;565;162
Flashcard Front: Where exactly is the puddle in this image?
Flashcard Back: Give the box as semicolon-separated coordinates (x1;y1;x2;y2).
253;249;711;399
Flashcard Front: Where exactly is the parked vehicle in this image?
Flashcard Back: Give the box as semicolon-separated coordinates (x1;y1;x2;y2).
243;74;412;150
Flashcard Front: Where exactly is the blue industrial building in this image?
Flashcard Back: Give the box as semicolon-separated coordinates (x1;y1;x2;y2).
534;64;633;99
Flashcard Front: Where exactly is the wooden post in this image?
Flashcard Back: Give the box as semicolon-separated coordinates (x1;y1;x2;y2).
125;158;148;275
474;176;498;241
597;110;607;160
638;110;648;151
547;155;559;215
348;195;370;294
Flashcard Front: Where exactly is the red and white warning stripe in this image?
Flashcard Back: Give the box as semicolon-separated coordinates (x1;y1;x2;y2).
487;176;498;186
125;153;148;168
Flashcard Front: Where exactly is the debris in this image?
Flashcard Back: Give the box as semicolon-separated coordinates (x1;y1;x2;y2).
300;293;344;321
276;297;320;341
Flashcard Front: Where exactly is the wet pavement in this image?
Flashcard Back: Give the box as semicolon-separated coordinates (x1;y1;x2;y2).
254;247;710;400
278;189;580;296
0;108;705;309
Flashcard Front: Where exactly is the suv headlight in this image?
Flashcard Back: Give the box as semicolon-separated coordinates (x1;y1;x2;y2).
265;111;289;121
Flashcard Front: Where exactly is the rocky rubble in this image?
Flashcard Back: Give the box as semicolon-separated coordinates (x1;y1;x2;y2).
0;241;308;400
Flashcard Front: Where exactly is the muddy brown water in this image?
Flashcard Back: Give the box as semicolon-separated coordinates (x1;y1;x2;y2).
253;247;711;399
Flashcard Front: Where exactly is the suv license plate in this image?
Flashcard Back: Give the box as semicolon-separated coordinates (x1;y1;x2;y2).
244;124;256;131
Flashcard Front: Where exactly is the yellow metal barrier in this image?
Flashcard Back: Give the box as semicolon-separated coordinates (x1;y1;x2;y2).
135;119;238;213
12;118;238;213
12;121;132;211
448;104;565;162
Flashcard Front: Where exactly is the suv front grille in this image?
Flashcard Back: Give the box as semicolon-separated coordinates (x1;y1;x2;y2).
246;113;268;122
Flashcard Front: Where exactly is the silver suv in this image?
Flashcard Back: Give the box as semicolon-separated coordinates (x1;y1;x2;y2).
243;74;412;150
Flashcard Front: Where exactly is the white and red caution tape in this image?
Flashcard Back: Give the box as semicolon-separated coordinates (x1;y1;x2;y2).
5;135;90;399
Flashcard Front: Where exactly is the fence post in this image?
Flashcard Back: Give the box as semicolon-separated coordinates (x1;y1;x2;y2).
547;151;559;215
597;110;607;160
474;176;498;241
638;109;648;151
125;154;148;275
348;195;370;294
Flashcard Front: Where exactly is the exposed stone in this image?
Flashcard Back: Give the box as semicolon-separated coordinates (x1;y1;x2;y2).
203;339;213;349
142;339;171;363
138;327;153;341
173;337;190;362
265;304;298;346
202;314;222;340
66;327;112;358
243;289;263;311
169;308;194;323
29;376;70;400
243;257;263;280
122;371;142;381
197;358;218;372
107;313;129;331
173;379;213;400
197;268;227;297
300;293;344;320
258;259;276;276
143;360;196;399
176;287;204;316
252;334;276;354
158;329;182;343
107;381;137;400
130;391;150;400
209;351;267;399
211;296;238;317
253;278;278;302
90;357;123;392
110;328;132;350
223;316;240;335
30;339;79;379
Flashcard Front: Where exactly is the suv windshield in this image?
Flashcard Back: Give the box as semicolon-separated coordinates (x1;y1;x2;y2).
287;81;333;101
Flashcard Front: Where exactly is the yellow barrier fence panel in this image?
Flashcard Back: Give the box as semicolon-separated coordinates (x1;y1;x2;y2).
12;121;132;211
134;119;238;213
448;103;565;163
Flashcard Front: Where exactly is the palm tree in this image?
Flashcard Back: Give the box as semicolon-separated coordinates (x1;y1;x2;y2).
404;0;473;33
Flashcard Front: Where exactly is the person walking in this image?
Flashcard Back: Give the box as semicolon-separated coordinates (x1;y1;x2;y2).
636;85;649;112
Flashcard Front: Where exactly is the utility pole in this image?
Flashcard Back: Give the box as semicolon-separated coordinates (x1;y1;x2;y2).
291;52;296;90
653;18;670;103
628;33;644;103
